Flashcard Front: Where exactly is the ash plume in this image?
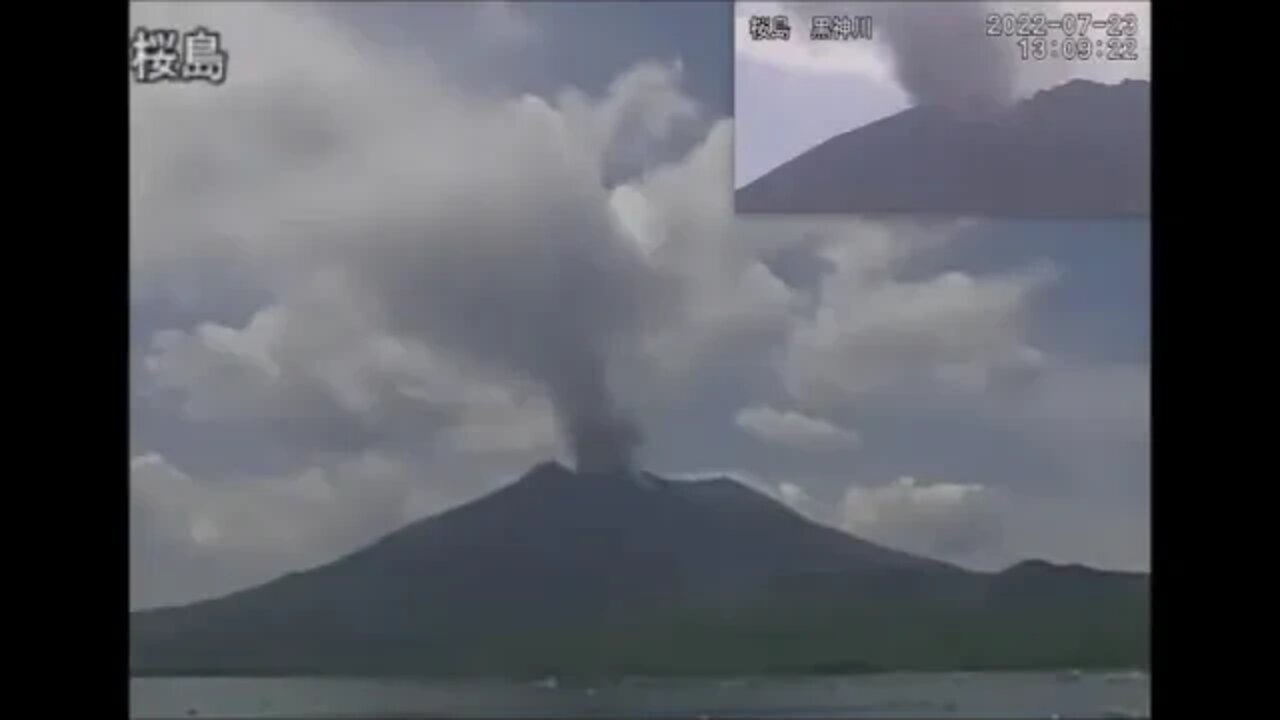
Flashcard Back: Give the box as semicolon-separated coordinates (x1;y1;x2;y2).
561;394;642;475
877;2;1016;114
362;172;669;476
338;76;703;477
533;264;651;475
782;2;1017;114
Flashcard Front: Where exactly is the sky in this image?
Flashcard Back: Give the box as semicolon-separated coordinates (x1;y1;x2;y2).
129;1;1149;610
735;1;1152;186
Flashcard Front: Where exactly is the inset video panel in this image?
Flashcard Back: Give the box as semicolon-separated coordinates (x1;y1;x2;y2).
734;2;1150;216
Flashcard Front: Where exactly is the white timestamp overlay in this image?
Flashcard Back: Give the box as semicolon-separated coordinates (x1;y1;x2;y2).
986;10;1144;63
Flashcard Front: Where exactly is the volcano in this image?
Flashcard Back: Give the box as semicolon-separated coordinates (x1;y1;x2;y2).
735;79;1150;216
130;462;1148;677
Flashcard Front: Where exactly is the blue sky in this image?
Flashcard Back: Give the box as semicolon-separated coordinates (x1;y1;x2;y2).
129;1;1149;609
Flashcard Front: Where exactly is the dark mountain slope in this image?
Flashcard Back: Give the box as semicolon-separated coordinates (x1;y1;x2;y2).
131;462;1147;677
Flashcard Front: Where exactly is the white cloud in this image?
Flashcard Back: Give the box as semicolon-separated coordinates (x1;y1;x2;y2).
143;286;562;459
775;481;829;522
842;475;1000;561
782;257;1054;408
557;60;705;182
605;120;1033;408
601;121;806;390
131;452;432;555
736;406;861;451
130;450;452;607
662;468;784;503
778;481;811;506
441;387;559;455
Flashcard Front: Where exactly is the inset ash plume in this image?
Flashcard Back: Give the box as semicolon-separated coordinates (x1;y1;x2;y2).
877;1;1016;113
781;2;1017;114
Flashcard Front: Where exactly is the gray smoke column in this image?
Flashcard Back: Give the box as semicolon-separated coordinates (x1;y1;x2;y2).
358;166;670;476
558;369;642;475
877;1;1016;113
295;70;696;476
520;239;654;474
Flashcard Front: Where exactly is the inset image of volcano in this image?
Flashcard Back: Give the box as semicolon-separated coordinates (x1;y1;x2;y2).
733;1;1151;217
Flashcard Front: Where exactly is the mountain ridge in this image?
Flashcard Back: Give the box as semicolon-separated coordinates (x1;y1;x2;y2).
131;462;1148;677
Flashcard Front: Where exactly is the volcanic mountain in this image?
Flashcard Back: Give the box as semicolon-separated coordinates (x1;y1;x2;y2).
735;79;1150;216
131;462;1148;677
